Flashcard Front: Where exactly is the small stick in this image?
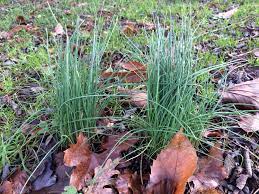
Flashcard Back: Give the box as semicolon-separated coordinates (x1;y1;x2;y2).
244;147;253;177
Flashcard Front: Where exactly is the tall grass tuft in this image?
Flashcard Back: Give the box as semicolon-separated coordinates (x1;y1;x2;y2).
54;24;110;143
141;18;221;156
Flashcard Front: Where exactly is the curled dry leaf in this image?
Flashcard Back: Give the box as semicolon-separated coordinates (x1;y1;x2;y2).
84;159;120;194
191;143;228;193
215;7;238;19
146;129;198;194
64;132;99;190
0;169;28;194
238;113;259;132
221;78;259;109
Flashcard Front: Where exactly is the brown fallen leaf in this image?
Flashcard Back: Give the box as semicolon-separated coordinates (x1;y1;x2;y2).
64;133;99;190
118;87;147;108
122;71;147;83
101;70;146;83
84;159;120;194
0;181;13;194
16;16;27;25
146;129;198;194
192;188;223;194
100;132;138;162
137;22;156;31
221;78;259;109
215;7;238;19
115;170;143;194
190;143;228;192
121;61;146;72
238;113;259;132
6;25;34;39
0;169;28;194
53;23;64;36
122;24;138;36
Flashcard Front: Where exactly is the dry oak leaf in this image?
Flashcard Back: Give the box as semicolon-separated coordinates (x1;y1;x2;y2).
84;158;120;194
215;7;238;19
191;143;228;192
221;78;259;109
146;129;198;194
238;113;259;132
0;169;28;194
64;132;99;190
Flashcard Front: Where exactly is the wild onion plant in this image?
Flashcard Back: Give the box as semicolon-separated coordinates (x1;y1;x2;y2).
141;19;222;156
54;25;111;143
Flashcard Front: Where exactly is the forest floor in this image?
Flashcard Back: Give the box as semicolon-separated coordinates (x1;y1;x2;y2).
0;0;258;194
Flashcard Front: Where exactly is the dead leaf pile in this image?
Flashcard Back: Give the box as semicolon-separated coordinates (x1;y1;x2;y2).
63;132;138;191
58;130;199;194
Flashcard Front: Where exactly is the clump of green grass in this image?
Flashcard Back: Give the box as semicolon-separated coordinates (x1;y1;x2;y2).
135;18;223;156
53;24;113;143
